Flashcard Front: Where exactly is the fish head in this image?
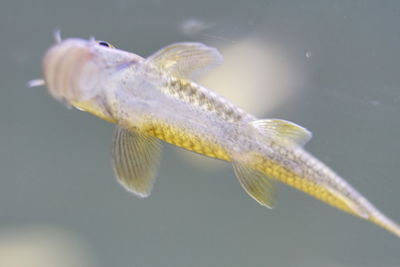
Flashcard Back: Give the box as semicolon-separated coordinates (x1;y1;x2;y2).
42;36;143;120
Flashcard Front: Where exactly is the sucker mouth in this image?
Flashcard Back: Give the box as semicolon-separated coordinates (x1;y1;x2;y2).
42;39;96;103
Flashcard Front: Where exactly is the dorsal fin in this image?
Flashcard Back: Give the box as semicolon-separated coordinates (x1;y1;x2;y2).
251;119;312;147
145;42;223;79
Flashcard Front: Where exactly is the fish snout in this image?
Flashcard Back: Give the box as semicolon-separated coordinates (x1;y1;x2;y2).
42;39;101;104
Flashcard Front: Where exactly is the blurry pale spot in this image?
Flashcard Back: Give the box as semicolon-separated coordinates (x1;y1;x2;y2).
201;38;303;116
370;100;380;106
306;51;312;59
27;78;45;88
180;18;212;37
0;225;96;267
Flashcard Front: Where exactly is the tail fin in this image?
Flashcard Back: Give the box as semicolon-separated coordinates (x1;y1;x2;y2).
370;211;400;238
237;119;400;238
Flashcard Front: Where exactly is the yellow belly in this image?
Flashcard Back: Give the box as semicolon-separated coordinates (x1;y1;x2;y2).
252;154;358;216
141;121;230;161
142;121;357;216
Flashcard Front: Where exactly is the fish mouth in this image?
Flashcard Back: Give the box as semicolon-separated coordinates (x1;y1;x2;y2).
42;38;100;103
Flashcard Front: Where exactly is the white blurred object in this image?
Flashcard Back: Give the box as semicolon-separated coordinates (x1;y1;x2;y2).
0;225;96;267
180;18;213;37
201;38;303;116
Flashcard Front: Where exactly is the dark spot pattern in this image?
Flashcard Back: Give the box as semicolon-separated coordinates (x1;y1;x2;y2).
164;77;245;123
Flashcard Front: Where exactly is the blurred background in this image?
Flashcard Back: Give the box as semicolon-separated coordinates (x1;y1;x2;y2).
2;0;400;266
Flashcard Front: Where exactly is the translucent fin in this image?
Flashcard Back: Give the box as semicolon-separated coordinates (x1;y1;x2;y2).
370;212;400;238
53;29;62;43
232;158;276;208
251;119;312;147
27;79;45;87
145;42;223;79
112;126;162;197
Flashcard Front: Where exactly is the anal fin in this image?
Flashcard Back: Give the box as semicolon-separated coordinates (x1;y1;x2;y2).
232;157;276;209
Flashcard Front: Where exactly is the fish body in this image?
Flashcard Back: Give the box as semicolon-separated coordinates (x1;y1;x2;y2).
34;35;400;237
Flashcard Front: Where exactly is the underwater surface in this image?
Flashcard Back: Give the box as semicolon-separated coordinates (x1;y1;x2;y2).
1;0;400;266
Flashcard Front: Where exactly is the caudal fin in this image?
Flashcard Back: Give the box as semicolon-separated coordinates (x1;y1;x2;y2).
370;211;400;238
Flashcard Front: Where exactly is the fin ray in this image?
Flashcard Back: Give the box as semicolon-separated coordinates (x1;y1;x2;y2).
112;126;162;197
232;158;276;208
146;42;223;79
251;119;312;147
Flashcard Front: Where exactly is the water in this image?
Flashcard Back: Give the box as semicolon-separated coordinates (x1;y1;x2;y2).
1;0;400;266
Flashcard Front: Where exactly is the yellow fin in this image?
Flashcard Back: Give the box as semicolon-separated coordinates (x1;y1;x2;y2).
145;42;223;79
112;126;162;197
232;158;276;209
251;119;312;147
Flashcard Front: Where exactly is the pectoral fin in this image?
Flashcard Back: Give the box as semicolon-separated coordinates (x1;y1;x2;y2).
112;126;162;197
232;158;276;209
146;42;223;79
251;119;312;147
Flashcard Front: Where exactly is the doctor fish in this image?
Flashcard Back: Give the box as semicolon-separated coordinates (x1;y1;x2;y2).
30;34;400;237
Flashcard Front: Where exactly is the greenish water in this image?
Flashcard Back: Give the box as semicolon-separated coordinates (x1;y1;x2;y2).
1;0;400;266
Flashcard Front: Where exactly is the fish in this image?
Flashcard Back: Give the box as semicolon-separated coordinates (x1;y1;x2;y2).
30;33;400;238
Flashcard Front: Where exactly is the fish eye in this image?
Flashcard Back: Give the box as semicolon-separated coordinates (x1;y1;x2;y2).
96;40;115;48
